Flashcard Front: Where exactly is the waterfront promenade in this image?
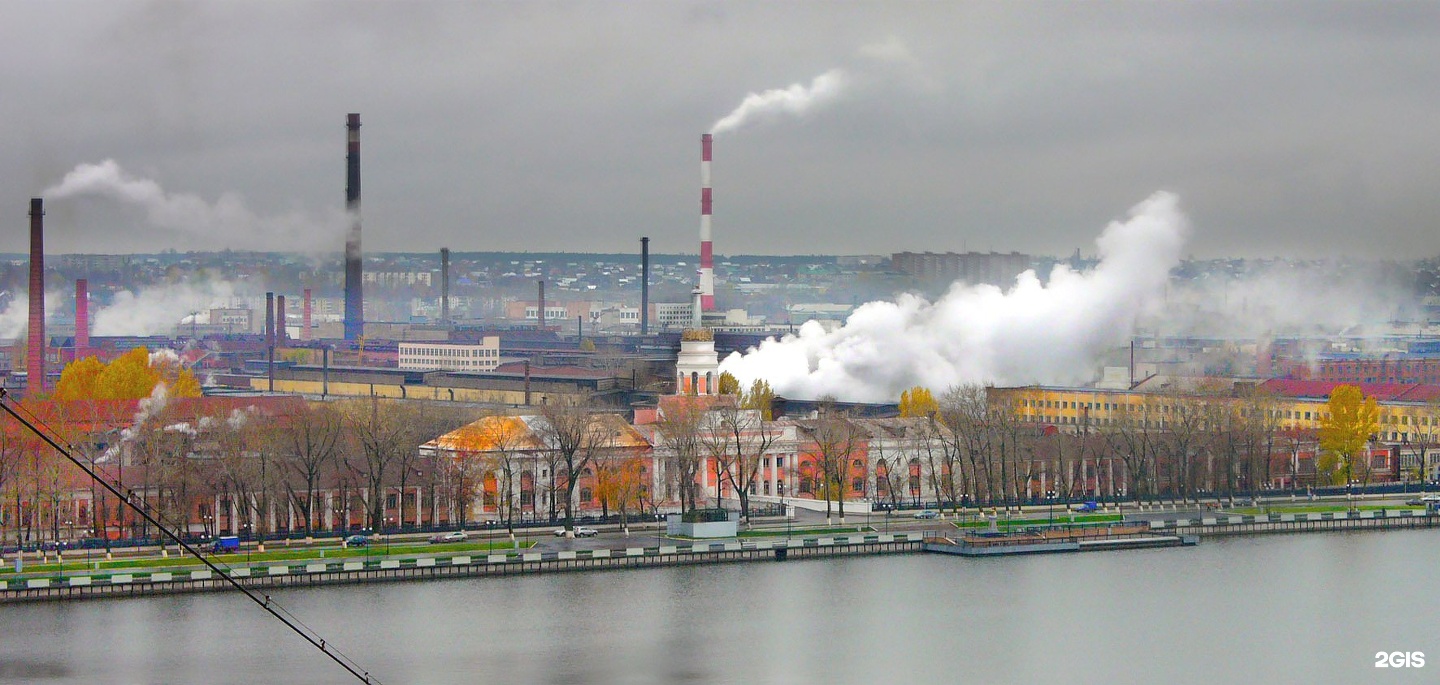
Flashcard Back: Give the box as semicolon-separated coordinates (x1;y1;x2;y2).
4;495;1436;604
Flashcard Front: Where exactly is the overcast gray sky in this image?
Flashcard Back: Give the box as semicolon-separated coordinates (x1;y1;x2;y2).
3;1;1438;259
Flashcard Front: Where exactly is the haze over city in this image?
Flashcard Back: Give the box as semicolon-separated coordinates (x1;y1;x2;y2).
3;2;1439;259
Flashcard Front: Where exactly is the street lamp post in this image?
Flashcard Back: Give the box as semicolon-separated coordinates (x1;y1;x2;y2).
1046;490;1056;528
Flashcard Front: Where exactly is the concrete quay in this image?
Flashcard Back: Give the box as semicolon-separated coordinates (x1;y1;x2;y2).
0;531;925;604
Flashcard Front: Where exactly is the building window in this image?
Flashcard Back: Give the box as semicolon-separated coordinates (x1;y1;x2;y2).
386;494;398;510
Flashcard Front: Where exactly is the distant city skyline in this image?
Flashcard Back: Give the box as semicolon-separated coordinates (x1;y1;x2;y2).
4;2;1439;259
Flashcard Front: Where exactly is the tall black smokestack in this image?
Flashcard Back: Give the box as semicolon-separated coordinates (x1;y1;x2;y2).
27;199;44;397
265;291;275;392
344;113;363;341
537;280;545;331
640;236;650;335
440;247;450;325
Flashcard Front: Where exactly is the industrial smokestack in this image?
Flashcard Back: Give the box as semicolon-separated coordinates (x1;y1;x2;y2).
537;280;545;332
344;113;364;341
301;288;312;341
265;291;275;392
75;279;89;352
640;236;650;334
265;292;275;349
440;247;450;325
276;295;287;345
27;199;44;397
699;134;715;312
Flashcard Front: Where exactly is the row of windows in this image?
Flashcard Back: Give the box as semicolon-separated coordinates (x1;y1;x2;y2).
403;346;497;358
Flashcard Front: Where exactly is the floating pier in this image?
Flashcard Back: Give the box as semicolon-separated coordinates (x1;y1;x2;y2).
923;525;1198;557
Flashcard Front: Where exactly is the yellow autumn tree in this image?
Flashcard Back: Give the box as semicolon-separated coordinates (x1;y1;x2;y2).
717;371;740;396
55;347;202;401
1318;384;1380;486
741;378;775;420
150;351;203;398
53;356;106;401
93;349;159;400
899;386;938;419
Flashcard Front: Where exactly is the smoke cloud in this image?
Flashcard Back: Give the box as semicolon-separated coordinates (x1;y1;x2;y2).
93;280;250;336
708;37;925;136
0;291;63;339
43;160;348;251
710;69;850;135
719;192;1189;402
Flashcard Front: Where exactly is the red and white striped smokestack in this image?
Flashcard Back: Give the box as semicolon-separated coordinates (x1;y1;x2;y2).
27;199;45;397
75;279;89;351
699;133;715;312
302;288;312;341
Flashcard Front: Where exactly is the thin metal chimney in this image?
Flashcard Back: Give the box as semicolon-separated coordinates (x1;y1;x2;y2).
27;199;44;396
75;278;89;351
440;247;451;325
640;236;649;334
343;113;364;341
537;280;545;332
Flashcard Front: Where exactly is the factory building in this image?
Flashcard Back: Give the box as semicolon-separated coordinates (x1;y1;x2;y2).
398;338;501;372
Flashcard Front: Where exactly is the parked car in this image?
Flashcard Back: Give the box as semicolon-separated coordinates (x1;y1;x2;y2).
574;527;599;538
1072;501;1100;513
344;535;369;548
913;510;940;519
553;527;568;537
1405;498;1424;506
429;531;467;544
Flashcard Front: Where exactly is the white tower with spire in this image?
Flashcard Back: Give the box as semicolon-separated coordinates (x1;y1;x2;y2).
676;287;719;395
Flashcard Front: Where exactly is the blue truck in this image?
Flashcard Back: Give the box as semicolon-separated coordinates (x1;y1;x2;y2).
210;536;240;554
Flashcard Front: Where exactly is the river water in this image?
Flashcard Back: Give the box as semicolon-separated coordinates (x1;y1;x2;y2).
1;529;1436;685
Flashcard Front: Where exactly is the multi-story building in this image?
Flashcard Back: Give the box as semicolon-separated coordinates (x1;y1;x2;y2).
398;337;501;373
208;307;254;334
1278;353;1440;385
891;251;1033;287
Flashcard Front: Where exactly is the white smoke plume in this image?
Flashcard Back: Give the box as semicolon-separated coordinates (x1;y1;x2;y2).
709;37;926;136
163;422;196;437
93;280;249;336
102;383;171;462
719;192;1189;402
710;69;850;135
148;348;182;367
43;159;348;251
1151;262;1416;339
227;406;255;430
0;291;64;339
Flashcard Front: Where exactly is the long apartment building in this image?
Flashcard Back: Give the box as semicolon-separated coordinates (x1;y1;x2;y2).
991;379;1440;444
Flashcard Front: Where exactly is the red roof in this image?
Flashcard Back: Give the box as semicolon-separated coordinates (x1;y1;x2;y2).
1257;379;1440;402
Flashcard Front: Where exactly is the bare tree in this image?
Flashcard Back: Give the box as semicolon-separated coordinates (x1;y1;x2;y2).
535;394;611;534
342;398;411;531
702;401;777;523
804;404;864;524
277;402;342;538
655;398;706;514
